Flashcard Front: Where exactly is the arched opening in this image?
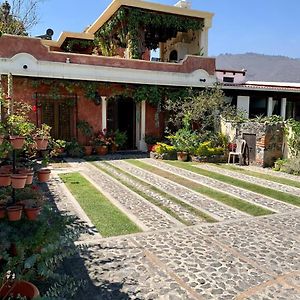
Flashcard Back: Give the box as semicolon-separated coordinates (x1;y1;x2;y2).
169;50;178;62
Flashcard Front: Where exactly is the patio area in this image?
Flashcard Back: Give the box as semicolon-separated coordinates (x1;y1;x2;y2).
49;155;300;300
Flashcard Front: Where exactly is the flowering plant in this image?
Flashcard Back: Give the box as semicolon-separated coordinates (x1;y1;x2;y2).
93;129;110;146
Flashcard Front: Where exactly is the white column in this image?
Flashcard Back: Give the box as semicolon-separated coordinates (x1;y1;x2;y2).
199;19;211;56
237;96;250;118
281;98;287;120
267;97;273;117
101;96;107;130
139;101;147;152
135;102;141;149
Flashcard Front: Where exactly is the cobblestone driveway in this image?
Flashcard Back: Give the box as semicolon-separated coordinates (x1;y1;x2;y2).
51;157;300;300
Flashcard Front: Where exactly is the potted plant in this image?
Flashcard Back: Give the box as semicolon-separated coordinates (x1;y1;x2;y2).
6;205;23;221
0;173;11;187
0;272;40;299
24;199;42;221
37;168;51;183
18;169;34;185
145;134;160;152
93;129;109;155
10;174;27;189
111;129;127;152
33;123;51;150
77;120;94;156
7;115;35;150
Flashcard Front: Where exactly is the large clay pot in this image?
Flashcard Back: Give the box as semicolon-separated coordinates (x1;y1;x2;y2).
177;151;188;162
6;205;23;221
0;280;40;299
0;173;11;187
25;207;41;221
9;136;25;149
96;145;108;155
11;174;27;189
35;137;48;150
111;144;118;153
37;168;51;182
84;145;93;156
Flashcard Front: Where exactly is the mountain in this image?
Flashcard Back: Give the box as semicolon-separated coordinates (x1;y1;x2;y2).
216;53;300;83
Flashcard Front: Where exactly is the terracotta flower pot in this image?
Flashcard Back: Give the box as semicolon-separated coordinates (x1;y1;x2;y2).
84;145;93;156
96;145;108;155
111;144;118;153
18;170;34;185
25;207;41;221
0;173;11;187
0;135;4;145
177;151;188;162
9;136;25;149
0;165;13;173
37;169;51;182
6;205;23;221
0;280;40;299
0;206;5;219
35;137;48;150
11;174;27;189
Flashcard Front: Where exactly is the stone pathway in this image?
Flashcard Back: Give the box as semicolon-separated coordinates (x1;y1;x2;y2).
48;158;300;300
97;161;203;225
141;158;298;214
66;159;180;231
198;163;300;196
239;165;300;182
106;159;247;221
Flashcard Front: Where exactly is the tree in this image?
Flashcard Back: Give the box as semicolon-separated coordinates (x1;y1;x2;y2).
165;84;236;134
0;0;43;35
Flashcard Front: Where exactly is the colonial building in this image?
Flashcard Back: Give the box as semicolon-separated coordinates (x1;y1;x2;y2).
0;0;215;151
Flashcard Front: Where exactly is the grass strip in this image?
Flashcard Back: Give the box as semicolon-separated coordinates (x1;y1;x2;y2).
127;160;273;217
60;172;141;237
167;161;300;208
213;163;300;189
91;162;192;226
100;161;217;224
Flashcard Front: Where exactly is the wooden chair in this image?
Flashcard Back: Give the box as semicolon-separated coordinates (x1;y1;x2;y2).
228;139;246;164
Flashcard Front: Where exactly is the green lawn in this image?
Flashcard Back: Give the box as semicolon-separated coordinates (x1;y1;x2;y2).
214;163;300;189
127;160;273;217
166;161;300;207
60;172;141;237
94;162;217;224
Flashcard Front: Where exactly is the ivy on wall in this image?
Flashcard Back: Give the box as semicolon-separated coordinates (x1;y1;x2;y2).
94;7;204;59
31;78;193;107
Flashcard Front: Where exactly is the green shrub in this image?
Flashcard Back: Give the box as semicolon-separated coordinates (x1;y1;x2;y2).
273;158;287;171
195;141;224;157
154;143;176;155
281;157;300;175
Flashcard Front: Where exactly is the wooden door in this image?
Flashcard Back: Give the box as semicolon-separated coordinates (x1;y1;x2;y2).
243;133;256;163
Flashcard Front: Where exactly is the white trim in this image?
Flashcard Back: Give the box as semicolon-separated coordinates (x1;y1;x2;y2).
222;84;300;93
281;98;287;120
139;101;147;152
0;53;216;88
267;97;273;117
101;96;107;130
237;95;250;118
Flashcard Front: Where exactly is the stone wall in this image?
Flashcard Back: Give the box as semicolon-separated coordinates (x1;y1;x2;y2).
238;122;284;167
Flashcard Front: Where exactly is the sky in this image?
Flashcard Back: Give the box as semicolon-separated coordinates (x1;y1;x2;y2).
29;0;300;59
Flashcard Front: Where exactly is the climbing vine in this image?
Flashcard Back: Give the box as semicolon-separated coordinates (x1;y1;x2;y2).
94;7;204;59
285;118;300;158
61;39;94;53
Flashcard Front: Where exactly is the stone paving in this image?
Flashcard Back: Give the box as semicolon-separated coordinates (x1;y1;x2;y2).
197;163;300;196
49;157;300;300
106;159;247;221
98;161;203;225
141;158;298;214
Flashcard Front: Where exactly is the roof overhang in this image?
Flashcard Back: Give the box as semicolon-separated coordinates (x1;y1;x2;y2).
85;0;214;34
41;32;94;48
